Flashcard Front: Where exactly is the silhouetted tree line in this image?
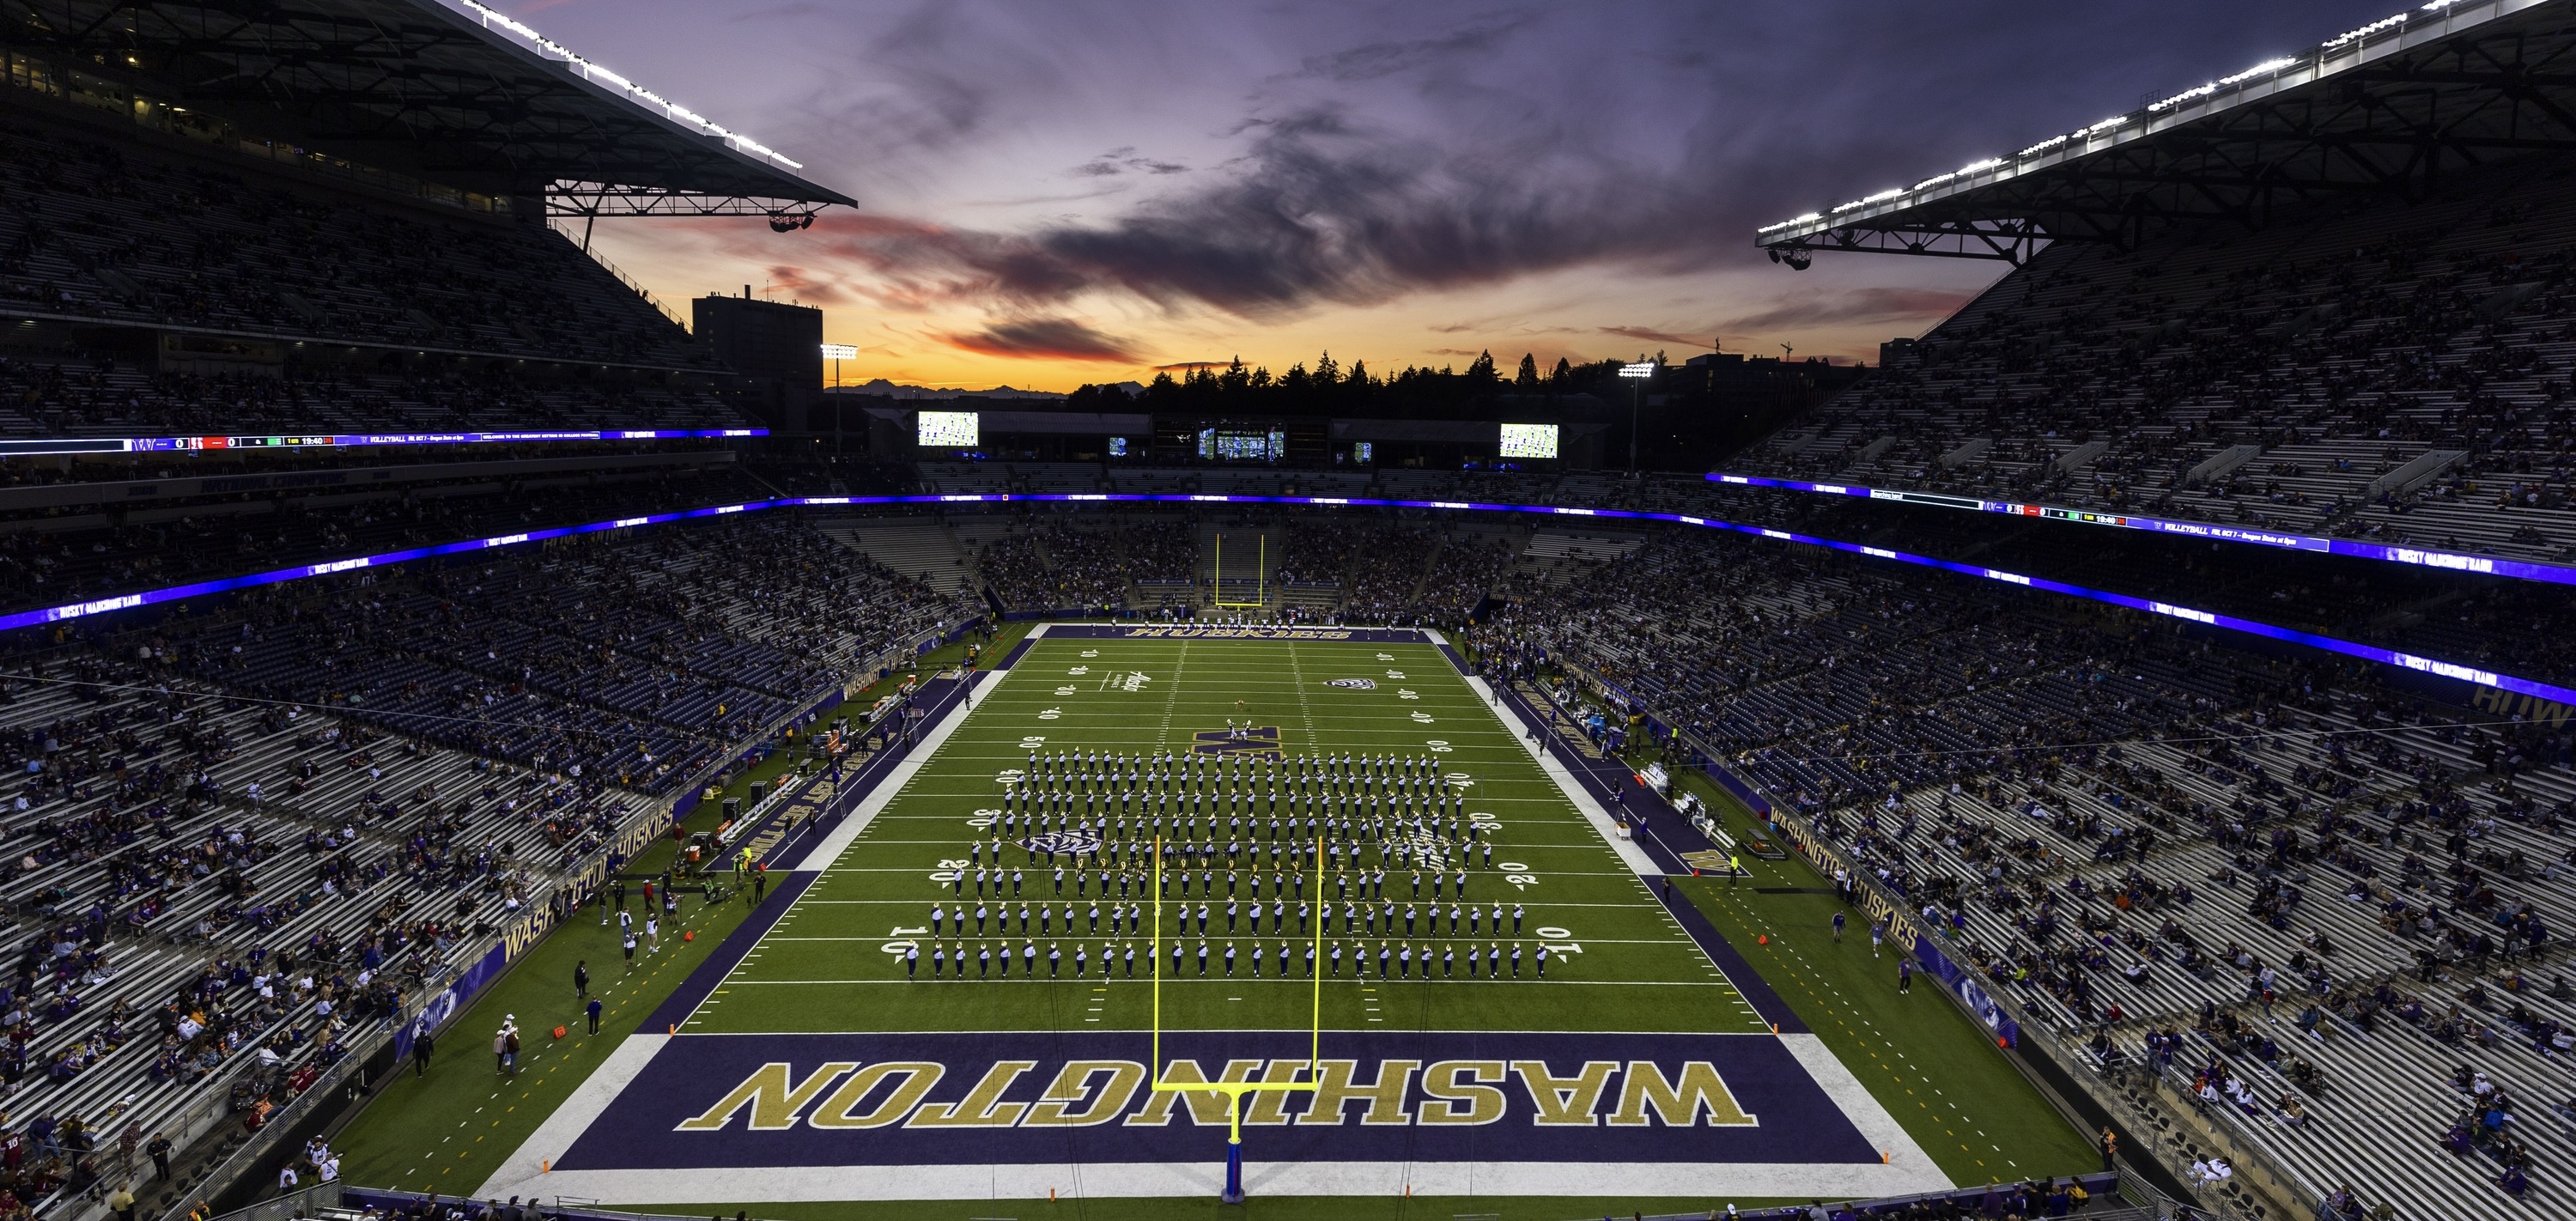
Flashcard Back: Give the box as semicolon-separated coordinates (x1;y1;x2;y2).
1065;349;1666;416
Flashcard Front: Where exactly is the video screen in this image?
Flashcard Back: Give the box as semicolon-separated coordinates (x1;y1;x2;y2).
916;410;980;447
1498;422;1559;459
1197;428;1284;460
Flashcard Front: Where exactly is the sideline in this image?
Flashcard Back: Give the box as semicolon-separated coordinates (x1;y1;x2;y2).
1446;644;1809;1032
474;649;1025;1190
473;1033;669;1199
1435;634;1942;1188
472;646;1029;1200
791;672;1009;871
473;626;1950;1206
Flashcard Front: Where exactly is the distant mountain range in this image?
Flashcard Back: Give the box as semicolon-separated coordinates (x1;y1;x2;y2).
828;379;1098;401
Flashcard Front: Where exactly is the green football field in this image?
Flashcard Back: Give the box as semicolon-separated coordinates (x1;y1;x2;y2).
324;625;2099;1221
683;634;1769;1038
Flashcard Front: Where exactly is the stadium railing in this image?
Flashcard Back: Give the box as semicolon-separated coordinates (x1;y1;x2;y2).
336;1189;785;1221
1569;1174;2137;1221
193;1180;348;1221
647;614;983;826
132;872;620;1221
541;220;687;331
84;641;887;1221
1498;644;2300;1221
1701;765;2301;1221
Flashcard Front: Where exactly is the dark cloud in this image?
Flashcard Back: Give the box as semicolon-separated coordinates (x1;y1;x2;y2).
1072;147;1192;179
1719;288;1974;333
764;264;849;306
687;0;2388;337
799;104;1725;319
940;317;1142;362
1295;13;1539;82
1151;360;1228;370
1600;325;1716;349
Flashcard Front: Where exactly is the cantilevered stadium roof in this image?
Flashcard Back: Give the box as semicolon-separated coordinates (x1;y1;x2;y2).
2;0;855;216
1755;0;2576;264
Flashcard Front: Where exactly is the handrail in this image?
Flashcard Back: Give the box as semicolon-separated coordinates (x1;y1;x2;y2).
543;220;689;331
1510;652;2307;1220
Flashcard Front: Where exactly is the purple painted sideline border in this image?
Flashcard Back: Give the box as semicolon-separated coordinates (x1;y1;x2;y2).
641;871;817;1033
990;635;1038;670
1435;642;1809;1035
752;675;973;869
641;663;1008;1030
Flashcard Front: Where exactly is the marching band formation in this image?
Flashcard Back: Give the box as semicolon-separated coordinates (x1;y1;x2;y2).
903;748;1554;983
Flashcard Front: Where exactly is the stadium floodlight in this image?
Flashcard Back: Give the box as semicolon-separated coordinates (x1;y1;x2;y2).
1619;362;1656;473
1755;2;2495;242
453;0;805;169
820;345;860;450
2148;58;2298;115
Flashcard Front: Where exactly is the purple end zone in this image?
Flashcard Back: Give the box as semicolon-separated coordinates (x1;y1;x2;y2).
1437;649;1810;1034
556;1029;1874;1169
643;870;817;1032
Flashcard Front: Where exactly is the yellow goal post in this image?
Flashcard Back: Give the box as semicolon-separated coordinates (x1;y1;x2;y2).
1148;835;1321;1197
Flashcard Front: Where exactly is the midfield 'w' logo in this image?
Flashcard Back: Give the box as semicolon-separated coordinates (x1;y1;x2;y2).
1190;726;1282;758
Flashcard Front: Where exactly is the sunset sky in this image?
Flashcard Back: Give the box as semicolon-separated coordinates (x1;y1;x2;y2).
532;0;2396;392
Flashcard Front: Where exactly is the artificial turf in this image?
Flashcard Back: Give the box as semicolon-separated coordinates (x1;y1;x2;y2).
686;635;1759;1038
1659;772;2102;1188
329;629;1029;1193
328;628;2094;1221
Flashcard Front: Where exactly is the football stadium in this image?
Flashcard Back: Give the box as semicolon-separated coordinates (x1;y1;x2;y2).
2;1;2574;1220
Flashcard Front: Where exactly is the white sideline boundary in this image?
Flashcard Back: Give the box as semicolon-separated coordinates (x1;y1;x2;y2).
1446;630;1947;1195
1468;670;1661;877
1783;1033;1951;1192
477;1033;668;1198
789;669;1005;872
475;625;1949;1206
